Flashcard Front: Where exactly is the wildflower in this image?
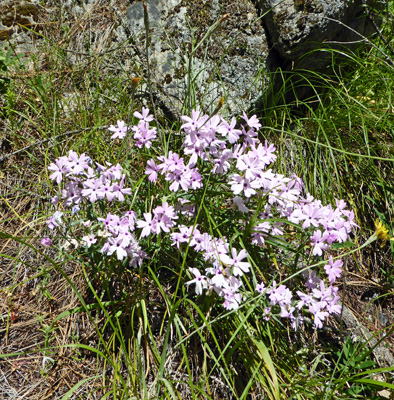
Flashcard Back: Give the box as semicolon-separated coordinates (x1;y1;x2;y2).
47;211;63;230
220;248;251;276
256;282;266;293
109;120;128;140
136;213;157;237
217;116;241;143
309;301;329;329
324;257;343;283
241;111;262;130
374;219;393;246
185;267;208;295
133;107;153;123
82;234;97;248
145;159;159;182
48;157;69;184
41;238;52;247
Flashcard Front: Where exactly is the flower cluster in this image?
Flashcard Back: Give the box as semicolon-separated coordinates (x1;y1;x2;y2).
44;107;357;330
109;107;157;148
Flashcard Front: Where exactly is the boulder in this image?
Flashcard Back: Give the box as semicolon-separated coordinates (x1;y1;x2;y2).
255;0;385;69
123;0;269;117
123;0;383;115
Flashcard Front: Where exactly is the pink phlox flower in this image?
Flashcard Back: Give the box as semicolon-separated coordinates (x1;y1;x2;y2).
154;214;173;233
190;169;203;189
170;225;195;248
62;181;83;206
212;150;232;174
105;214;129;235
181;110;205;134
296;291;314;309
185;267;208;295
310;230;330;256
335;198;347;210
233;196;249;213
309;301;329;329
236;154;263;180
41;238;52;247
136;212;157;237
220;248;251;276
189;228;205;251
97;213;116;230
255;169;278;192
217;116;241;143
312;280;334;305
46;211;63;230
41;237;52;246
290;173;304;190
297;204;324;229
166;169;191;192
280;304;295;319
256;282;266;293
207;237;230;264
229;174;258;198
158;151;183;174
133;107;154;122
145;159;159;182
343;209;358;232
303;269;320;290
277;181;301;206
241;111;262;130
117;230;134;248
66;151;90;175
263;307;271;321
249;141;277;167
96;179;115;201
112;175;132;202
153;202;178;220
231;143;248;161
206;264;228;288
84;166;97;179
48;156;69;184
104;163;123;181
109;120;128;139
100;241;111;254
82;234;97;248
132;121;157;148
123;211;137;229
326;295;341;314
222;286;243;310
241;126;259;146
107;237;128;261
271;223;284;236
328;220;348;243
267;282;292;306
324;257;343;283
82;178;103;202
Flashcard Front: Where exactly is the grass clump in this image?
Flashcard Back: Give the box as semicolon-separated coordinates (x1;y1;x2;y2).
1;2;394;399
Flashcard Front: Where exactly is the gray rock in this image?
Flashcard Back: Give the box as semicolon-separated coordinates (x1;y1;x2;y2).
255;0;384;66
124;0;270;117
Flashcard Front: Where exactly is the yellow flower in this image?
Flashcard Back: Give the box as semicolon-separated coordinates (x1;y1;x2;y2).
374;219;393;246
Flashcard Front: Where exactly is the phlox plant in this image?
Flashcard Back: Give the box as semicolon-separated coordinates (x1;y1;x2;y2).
44;107;358;330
